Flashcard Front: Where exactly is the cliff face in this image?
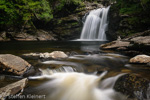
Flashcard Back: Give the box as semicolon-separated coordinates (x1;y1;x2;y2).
107;0;150;41
107;4;121;41
49;1;103;40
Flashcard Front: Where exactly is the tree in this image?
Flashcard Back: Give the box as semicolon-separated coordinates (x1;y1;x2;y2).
0;0;53;31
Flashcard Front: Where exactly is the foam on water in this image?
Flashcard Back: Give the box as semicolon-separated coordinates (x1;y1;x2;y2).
29;72;127;100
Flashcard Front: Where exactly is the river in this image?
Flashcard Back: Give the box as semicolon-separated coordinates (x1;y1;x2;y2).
0;41;150;100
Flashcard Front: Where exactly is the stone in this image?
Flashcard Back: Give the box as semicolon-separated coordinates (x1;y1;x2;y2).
147;62;150;66
129;55;150;64
40;51;68;59
100;40;130;50
14;33;37;41
117;47;128;51
131;36;150;45
0;54;34;76
22;53;40;59
36;30;56;41
23;51;68;59
123;30;150;41
114;74;150;99
14;30;56;41
0;78;28;100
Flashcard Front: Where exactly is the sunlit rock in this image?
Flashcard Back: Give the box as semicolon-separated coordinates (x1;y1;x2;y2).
0;54;35;76
23;51;68;60
129;55;150;64
131;36;150;45
100;40;130;50
40;51;68;59
0;78;28;100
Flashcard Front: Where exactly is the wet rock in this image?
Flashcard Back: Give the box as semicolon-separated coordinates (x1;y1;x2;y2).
0;78;28;100
129;55;150;64
101;30;150;56
66;51;78;56
14;33;37;41
14;30;56;41
40;51;68;59
114;74;150;99
147;63;150;66
124;50;141;57
22;53;40;59
100;40;130;50
23;51;68;59
131;36;150;45
0;54;34;76
36;30;56;41
117;47;128;51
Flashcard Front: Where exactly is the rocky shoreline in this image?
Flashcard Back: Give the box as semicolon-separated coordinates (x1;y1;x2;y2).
101;30;150;56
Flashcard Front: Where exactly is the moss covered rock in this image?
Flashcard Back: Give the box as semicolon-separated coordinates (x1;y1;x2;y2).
114;74;150;99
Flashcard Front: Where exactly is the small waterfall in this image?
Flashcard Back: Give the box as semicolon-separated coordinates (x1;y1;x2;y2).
29;72;126;100
80;6;110;41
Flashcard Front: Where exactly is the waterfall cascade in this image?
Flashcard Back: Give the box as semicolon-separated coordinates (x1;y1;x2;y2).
29;72;126;100
80;6;110;41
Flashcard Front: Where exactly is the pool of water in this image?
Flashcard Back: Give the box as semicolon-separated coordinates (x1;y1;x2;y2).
0;41;107;55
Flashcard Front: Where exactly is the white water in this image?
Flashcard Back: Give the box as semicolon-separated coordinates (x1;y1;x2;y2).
29;72;127;100
80;6;110;41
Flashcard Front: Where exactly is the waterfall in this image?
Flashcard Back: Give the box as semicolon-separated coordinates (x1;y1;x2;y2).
29;72;126;100
80;6;110;41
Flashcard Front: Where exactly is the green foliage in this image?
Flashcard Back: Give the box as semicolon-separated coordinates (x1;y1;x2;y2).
0;0;53;29
115;0;150;33
0;0;88;30
48;0;85;17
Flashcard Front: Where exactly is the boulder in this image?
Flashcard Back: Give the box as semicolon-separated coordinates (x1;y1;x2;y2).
0;78;28;100
40;51;68;59
129;55;150;64
0;54;34;76
100;40;130;50
114;74;150;99
23;51;68;59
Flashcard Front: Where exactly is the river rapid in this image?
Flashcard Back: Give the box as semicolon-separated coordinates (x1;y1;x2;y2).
0;41;150;100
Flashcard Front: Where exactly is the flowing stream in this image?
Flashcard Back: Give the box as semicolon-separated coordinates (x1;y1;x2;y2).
0;41;150;100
